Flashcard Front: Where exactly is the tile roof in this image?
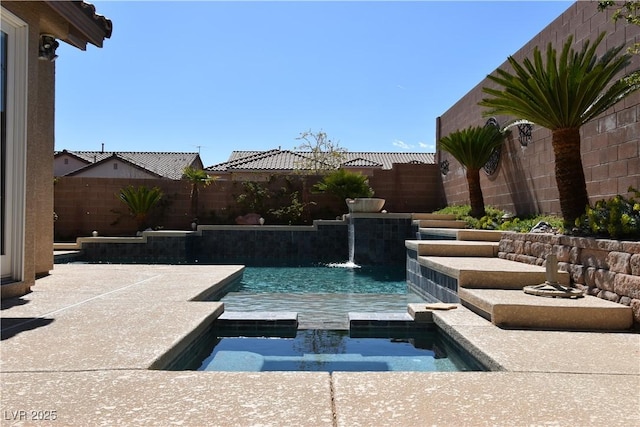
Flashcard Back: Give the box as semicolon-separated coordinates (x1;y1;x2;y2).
55;150;201;179
207;149;435;172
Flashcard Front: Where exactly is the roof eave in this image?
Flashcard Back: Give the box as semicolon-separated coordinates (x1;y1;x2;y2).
45;1;112;50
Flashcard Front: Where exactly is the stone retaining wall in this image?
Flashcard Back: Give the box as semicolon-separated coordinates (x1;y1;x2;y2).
498;232;640;328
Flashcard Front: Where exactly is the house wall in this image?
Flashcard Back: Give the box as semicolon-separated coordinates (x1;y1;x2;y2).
54;154;88;176
2;2;57;297
53;163;443;239
437;1;640;216
69;160;160;179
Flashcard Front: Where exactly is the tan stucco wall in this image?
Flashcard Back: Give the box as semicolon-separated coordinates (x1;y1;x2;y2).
2;2;61;297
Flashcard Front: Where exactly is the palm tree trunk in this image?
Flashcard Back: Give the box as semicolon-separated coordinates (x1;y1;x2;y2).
551;127;589;227
467;168;485;218
190;184;199;219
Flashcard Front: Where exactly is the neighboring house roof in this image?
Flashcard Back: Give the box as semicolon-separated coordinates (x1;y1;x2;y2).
55;150;202;179
341;157;384;168
207;149;435;172
208;149;317;172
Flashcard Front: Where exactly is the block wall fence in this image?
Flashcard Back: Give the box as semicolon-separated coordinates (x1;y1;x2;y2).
54;163;443;239
437;2;640;216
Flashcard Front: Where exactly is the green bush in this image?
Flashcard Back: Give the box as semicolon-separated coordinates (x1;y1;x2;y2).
575;187;640;238
312;169;374;201
268;191;315;225
434;205;564;233
118;185;163;230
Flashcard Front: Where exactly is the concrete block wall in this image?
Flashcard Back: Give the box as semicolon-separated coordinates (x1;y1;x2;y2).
437;2;640;216
499;232;640;328
54;164;442;240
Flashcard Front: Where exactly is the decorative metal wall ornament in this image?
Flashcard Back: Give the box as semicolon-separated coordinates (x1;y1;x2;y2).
517;123;533;146
483;146;501;176
439;159;450;176
483;117;502;176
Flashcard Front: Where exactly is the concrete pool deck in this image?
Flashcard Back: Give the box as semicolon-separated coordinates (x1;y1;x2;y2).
1;264;639;426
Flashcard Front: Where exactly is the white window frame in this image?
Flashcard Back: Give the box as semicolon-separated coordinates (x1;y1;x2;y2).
1;8;27;281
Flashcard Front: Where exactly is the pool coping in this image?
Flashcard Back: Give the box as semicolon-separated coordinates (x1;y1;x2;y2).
1;264;638;426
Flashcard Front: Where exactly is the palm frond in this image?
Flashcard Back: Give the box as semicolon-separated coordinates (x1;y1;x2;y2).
479;32;637;130
439;125;507;170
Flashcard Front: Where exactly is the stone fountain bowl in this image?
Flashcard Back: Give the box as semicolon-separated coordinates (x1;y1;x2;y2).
346;198;386;213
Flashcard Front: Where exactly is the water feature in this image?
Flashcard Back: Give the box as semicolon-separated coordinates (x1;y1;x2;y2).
327;218;359;268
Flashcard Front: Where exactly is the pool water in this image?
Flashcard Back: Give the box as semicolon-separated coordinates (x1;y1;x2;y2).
235;265;408;294
215;265;425;327
196;329;479;372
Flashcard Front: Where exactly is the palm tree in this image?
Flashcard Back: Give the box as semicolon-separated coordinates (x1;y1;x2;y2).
312;169;374;202
439;125;507;218
182;166;214;219
118;185;163;231
479;32;640;227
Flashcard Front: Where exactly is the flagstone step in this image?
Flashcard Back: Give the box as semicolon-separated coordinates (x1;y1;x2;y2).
406;240;499;257
416;256;570;289
458;288;633;331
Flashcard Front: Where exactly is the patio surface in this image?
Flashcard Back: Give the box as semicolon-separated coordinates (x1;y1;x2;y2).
1;263;639;426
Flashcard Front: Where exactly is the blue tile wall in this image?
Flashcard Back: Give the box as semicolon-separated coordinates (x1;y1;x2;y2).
79;218;416;266
406;249;460;303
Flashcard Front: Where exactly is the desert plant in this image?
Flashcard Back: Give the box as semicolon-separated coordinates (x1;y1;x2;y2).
183;166;215;219
439;125;508;218
268;191;315;225
118;185;163;231
479;32;640;227
312;169;374;202
575;187;640;238
434;205;564;233
235;181;270;214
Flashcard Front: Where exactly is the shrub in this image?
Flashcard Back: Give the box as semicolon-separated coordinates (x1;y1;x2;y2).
118;185;163;230
312;169;374;201
575;187;640;238
434;205;564;233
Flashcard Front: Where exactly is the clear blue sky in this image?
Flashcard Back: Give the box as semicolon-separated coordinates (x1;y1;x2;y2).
55;0;573;167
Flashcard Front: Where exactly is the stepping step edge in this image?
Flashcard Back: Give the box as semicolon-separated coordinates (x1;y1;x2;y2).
406;240;498;257
412;213;457;221
418;219;468;228
459;288;633;331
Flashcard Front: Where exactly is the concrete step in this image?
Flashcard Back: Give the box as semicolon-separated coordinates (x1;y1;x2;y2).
412;213;457;221
456;229;503;242
54;242;81;250
459;288;633;331
416;256;570;289
418;219;468;229
406;240;499;257
417;228;458;240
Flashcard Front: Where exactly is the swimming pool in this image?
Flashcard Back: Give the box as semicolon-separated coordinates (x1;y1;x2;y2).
194;329;482;373
213;265;425;327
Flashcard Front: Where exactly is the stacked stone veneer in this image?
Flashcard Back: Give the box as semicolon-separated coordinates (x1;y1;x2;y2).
499;232;640;328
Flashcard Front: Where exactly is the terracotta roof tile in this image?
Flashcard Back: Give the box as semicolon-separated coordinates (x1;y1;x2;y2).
208;149;435;172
